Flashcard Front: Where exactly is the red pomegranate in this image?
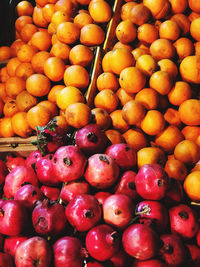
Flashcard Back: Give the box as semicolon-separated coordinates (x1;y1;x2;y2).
4;236;28;258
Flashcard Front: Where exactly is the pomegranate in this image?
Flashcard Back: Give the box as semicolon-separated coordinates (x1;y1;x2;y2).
135;200;169;233
86;224;120;261
103;194;134;229
6;153;26;171
40;186;60;201
132;259;167;266
196;228;200;246
114;170;139;200
94;191;111;205
75;124;108;155
35;157;60;186
122;223;160;260
3;166;38;198
163;178;184;207
159;234;188;266
169;204;199;239
0;159;8;185
25;150;42;170
109;250;133;267
60;181;90;204
186;244;200;267
135;164;170;200
32;199;67;236
105;143;136;170
15;236;52;267
0;200;28;236
53;236;85;267
52;145;87;182
0;234;4;251
85;154;120;189
65;194;101;232
4;236;28;258
14;184;44;209
0;252;14;267
86;261;104;267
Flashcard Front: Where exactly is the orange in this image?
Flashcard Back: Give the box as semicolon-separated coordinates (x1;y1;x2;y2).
35;0;48;7
143;0;170;20
169;0;188;13
26;74;51;97
150;39;176;60
132;48;150;61
168;81;192;106
15;62;34;80
180;55;200;84
51;10;71;27
7;57;21;77
0;98;3;117
53;115;69;131
56;86;85;110
195;42;200;55
119;66;146;94
165;158;188;181
115;20;137;44
141;110;165;136
74;12;93;29
155;125;184;153
164;108;182;128
189;0;200;13
48;85;65;103
137;147;166;168
102;51;112;72
149;70;173;95
0;83;7;102
110;109;129;133
0;67;10;83
184;171;200;202
123;128;148;152
16;1;34;16
63;65;89;90
17;44;38;63
65;102;92;128
122;100;146;125
43;57;65;82
157;59;178;80
105;129;125;144
42;3;55;22
11;111;32;138
94;89;119;114
54;0;75;15
57;22;80;44
159;20;180;41
121;2;137;21
88;0;112;23
171;14;190;36
173;38;194;60
112;42;133;51
50;42;71;61
10;40;25;57
31;31;51;51
116;88;135;106
32;6;48;28
174;140;200;165
69;44;93;67
20;24;38;43
91;107;111;130
182;126;200;143
0;46;11;61
0;117;14;137
136;54;157;76
130;4;151;26
5;76;26;98
31;51;50;74
76;0;91;4
15;15;33;32
3;99;19;117
37;100;58;117
96;72;119;92
178;99;200;126
137;24;159;44
16;90;37;112
27;105;51;130
190;18;200;42
80;24;105;46
135;88;159;110
109;48;135;75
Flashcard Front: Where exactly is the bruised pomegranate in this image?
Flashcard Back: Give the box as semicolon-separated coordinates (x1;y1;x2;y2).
169;204;199;239
6;154;26;171
52;146;87;182
65;194;101;232
32;199;67;236
40;186;60;201
135;200;169;234
103;194;134;229
53;236;84;267
85;154;120;189
3;166;38;198
105;143;136;170
15;236;52;267
25;150;42;170
0;252;14;267
75;124;108;155
4;236;28;258
0;160;8;186
122;223;160;260
86;224;120;262
135;164;170;200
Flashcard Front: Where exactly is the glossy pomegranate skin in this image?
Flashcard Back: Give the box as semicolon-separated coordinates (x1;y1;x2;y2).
40;186;60;201
0;200;28;236
15;236;52;267
135;200;169;234
53;236;84;267
103;194;134;229
75;124;108;155
6;154;26;171
32;199;67;236
25;151;42;170
52;145;87;182
3;166;38;198
86;224;120;262
105;143;136;170
65;194;101;232
0;252;14;267
122;223;160;260
132;259;167;267
4;236;28;258
94;191;111;206
0;160;9;185
169;204;199;239
84;154;120;189
135;164;170;200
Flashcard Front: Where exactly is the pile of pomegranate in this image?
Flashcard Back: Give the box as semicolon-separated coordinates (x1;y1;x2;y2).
0;123;200;266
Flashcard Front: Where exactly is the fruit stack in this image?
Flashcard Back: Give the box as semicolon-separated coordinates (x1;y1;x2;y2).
0;0;200;266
